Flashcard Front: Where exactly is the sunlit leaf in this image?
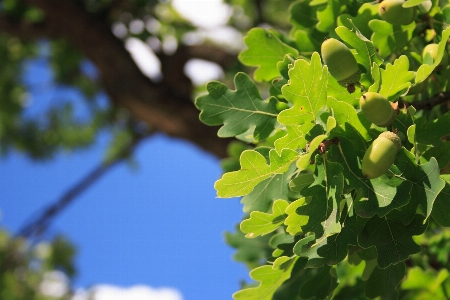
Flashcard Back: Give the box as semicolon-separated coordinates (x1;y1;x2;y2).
378;55;414;101
233;257;298;300
239;28;299;82
285;198;308;236
241;200;289;238
369;20;415;58
215;148;298;197
279;52;328;126
241;163;296;213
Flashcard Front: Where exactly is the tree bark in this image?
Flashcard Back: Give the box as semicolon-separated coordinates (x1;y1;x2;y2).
13;0;234;158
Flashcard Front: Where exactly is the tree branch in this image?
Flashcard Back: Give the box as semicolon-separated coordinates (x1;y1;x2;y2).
17;131;149;239
15;0;232;158
408;91;450;111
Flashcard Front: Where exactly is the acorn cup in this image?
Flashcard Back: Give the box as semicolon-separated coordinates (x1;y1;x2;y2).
321;38;361;93
361;131;402;179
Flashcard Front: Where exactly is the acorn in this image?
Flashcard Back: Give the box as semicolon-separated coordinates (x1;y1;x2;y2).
321;38;361;93
378;0;416;25
359;92;396;127
422;43;449;68
362;131;401;179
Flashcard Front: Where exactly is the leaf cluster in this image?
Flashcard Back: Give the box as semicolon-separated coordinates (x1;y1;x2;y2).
196;0;450;298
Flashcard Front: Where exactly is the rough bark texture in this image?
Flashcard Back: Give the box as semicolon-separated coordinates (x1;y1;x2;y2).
4;0;237;158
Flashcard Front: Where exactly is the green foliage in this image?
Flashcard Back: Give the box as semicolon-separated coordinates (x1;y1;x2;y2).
0;228;76;299
196;0;450;298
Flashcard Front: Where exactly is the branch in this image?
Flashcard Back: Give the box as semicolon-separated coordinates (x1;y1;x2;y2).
15;0;232;158
16;131;149;239
408;91;450;111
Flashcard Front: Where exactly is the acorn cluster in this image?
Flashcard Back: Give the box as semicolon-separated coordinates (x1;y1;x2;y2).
359;92;401;179
320;38;401;178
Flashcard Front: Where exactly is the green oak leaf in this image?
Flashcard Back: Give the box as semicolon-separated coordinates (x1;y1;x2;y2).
434;6;450;35
296;130;332;171
293;234;316;255
358;211;427;269
233;256;298;300
289;0;317;30
365;263;405;299
326;72;362;107
240;200;289;238
299;266;338;300
289;1;326;54
327;96;371;141
316;207;367;265
392;106;416;150
285;198;308;236
369;62;381;92
416;27;450;84
215;148;298;197
269;231;295;249
335;24;383;79
362;259;378;281
241;163;296;213
431;183;450;226
292;29;324;56
195;72;278;141
402;0;427;7
379;55;415;101
239;28;299;82
272;258;308;300
423;141;450;169
394;149;445;224
415;111;450;147
289;173;315;193
274;123;314;153
316;0;341;33
369;19;415;58
295;156;342;237
330;136;412;218
279;52;328;126
337;3;380;40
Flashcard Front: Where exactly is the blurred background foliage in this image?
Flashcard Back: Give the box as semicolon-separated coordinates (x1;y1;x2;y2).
0;0;291;297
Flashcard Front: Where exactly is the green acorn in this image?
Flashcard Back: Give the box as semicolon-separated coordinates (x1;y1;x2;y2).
321;38;361;92
422;43;449;68
359;92;396;127
362;131;401;179
378;0;416;25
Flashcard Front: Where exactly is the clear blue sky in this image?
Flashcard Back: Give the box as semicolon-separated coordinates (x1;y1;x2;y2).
0;51;249;299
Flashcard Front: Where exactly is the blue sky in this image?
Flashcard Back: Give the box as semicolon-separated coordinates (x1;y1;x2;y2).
0;129;248;299
0;1;253;298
